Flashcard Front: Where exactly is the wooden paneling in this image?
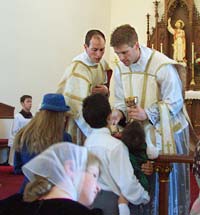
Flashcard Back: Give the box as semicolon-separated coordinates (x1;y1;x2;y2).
185;99;200;136
0;103;14;119
0;103;15;149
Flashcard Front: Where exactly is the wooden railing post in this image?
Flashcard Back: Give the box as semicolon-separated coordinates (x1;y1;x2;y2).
154;155;194;215
154;161;172;215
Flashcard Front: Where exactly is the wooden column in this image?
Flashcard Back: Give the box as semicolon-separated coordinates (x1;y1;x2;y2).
154;154;194;215
154;161;172;215
153;0;160;49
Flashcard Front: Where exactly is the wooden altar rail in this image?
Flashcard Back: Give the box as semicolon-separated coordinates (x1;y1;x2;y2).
154;154;194;215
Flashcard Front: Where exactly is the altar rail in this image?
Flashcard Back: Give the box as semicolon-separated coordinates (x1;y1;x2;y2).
154;154;194;215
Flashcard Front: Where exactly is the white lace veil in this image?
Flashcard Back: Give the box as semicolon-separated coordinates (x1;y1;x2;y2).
22;142;88;201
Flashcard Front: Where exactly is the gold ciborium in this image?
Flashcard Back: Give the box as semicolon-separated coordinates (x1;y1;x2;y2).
125;96;138;107
125;96;138;122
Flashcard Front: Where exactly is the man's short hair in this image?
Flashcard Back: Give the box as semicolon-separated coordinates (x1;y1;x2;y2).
110;24;138;47
20;95;32;103
85;30;105;47
82;93;111;128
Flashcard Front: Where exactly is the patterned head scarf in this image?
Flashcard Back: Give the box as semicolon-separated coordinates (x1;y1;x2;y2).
22;142;89;201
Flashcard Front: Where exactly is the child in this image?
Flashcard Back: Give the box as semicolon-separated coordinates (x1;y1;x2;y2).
121;121;150;192
121;121;154;214
82;93;149;215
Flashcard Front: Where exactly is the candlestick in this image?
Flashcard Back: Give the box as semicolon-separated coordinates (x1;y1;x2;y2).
146;13;150;46
192;42;194;64
190;42;196;88
160;43;163;53
151;43;154;49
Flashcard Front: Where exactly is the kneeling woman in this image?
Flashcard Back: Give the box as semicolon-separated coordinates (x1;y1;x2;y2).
0;142;101;215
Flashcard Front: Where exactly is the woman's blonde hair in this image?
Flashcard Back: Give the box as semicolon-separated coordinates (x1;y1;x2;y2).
14;110;68;154
23;176;53;202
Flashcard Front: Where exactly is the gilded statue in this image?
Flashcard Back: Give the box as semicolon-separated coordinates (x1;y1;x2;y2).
167;18;186;62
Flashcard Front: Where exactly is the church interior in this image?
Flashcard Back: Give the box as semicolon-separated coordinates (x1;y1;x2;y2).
1;0;200;214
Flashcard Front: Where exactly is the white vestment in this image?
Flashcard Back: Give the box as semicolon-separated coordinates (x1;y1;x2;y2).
57;51;110;144
112;45;190;215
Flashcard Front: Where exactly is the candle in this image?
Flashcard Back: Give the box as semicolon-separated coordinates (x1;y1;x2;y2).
160;43;163;53
151;43;154;49
192;42;194;64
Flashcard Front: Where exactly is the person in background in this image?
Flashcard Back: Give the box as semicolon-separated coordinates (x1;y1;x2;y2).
0;142;102;215
13;93;72;193
83;93;149;215
8;95;33;166
57;29;110;145
190;140;200;215
110;24;190;215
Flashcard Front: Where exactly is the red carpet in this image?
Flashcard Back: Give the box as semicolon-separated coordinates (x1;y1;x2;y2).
190;169;199;208
0;166;23;200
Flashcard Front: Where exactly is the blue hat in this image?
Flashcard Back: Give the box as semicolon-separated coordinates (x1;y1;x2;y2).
40;93;70;112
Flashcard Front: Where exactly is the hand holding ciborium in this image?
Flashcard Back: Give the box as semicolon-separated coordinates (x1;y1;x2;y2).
125;96;138;122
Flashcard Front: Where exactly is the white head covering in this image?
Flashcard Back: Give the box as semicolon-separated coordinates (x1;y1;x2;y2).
22;142;88;201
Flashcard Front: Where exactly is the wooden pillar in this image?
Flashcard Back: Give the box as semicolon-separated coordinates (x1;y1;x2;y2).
154;155;193;215
154;161;172;215
153;0;160;49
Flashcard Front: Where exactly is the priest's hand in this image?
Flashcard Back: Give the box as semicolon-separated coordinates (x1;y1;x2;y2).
91;85;109;95
127;105;147;121
109;109;124;125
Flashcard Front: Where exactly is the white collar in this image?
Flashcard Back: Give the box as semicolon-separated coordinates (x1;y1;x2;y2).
129;45;152;71
91;127;111;134
73;51;99;66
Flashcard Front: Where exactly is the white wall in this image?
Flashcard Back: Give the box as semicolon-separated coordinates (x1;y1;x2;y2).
109;0;165;64
195;0;200;12
110;0;154;45
0;0;111;115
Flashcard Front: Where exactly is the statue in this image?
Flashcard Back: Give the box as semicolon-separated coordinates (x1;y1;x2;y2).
167;18;186;62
